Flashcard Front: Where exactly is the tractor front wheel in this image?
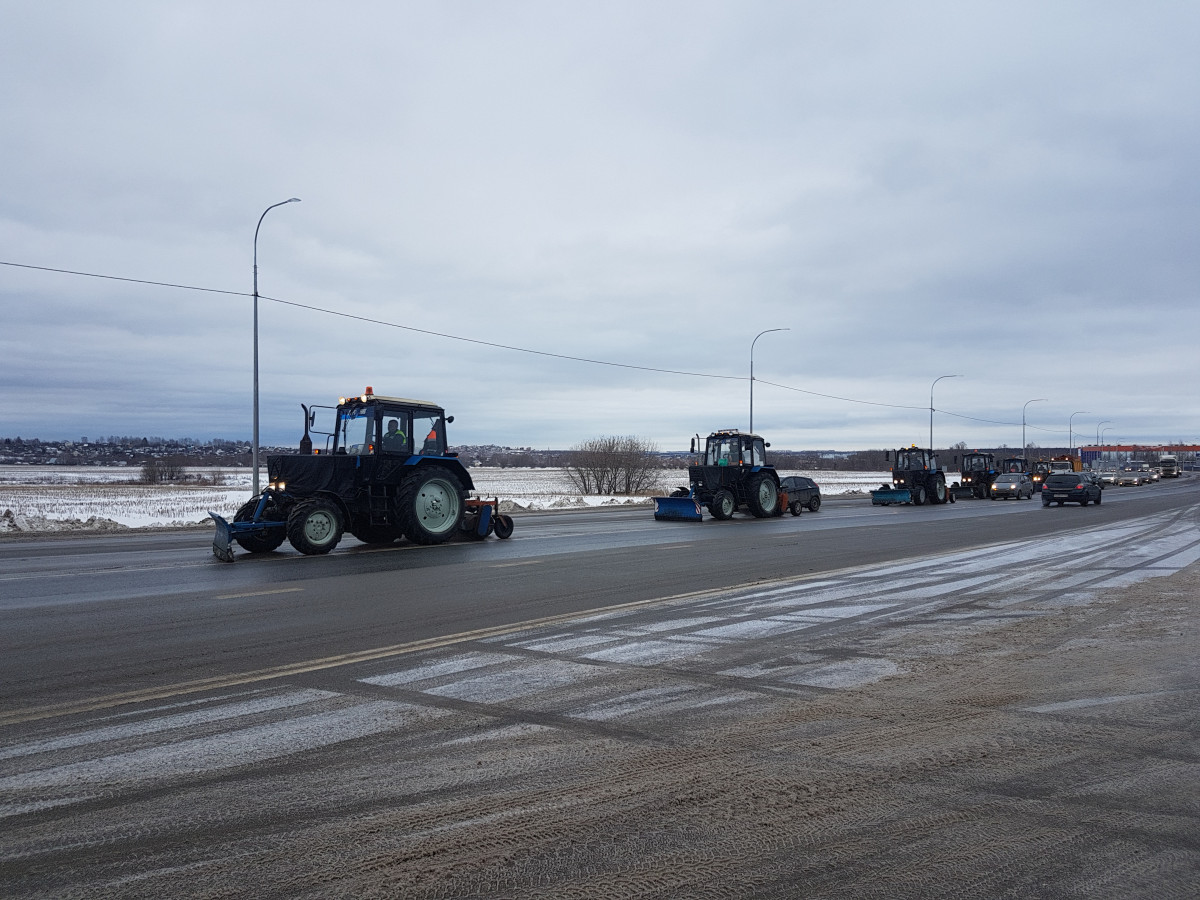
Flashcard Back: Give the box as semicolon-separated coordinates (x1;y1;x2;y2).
399;467;466;544
747;474;779;518
913;486;927;506
233;497;287;553
709;490;736;520
287;499;344;555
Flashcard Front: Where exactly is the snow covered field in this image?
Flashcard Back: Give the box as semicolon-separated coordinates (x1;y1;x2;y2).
0;466;911;533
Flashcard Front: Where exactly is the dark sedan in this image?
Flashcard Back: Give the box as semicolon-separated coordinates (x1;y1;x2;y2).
1042;473;1103;507
780;475;822;515
990;473;1034;500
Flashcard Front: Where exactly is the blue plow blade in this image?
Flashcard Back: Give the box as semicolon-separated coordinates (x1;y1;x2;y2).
870;488;912;506
208;511;236;562
653;496;703;522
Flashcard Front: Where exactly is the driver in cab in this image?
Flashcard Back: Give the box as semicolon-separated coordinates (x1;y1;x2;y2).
383;419;407;452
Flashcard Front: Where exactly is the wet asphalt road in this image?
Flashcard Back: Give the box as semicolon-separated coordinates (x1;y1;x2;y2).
0;478;1195;719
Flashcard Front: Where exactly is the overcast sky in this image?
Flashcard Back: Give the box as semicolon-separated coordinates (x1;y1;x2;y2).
3;1;1197;452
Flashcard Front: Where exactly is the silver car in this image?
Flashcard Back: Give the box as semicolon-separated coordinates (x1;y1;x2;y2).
990;473;1035;500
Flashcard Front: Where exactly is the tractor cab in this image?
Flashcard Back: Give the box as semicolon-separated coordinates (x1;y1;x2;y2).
957;451;998;497
894;447;936;473
327;390;452;458
697;430;768;468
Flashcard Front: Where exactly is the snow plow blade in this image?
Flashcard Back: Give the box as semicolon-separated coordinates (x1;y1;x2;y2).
653;496;703;522
208;511;236;562
870;487;912;506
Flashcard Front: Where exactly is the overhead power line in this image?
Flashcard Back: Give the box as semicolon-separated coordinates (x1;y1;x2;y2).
0;258;1074;435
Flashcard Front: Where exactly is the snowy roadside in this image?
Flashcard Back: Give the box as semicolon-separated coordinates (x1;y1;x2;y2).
0;466;902;535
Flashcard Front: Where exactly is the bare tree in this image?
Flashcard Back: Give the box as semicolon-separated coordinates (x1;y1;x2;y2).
565;435;662;495
140;457;187;484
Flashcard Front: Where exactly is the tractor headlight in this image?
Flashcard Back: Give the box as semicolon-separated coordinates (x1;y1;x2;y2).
270;480;286;492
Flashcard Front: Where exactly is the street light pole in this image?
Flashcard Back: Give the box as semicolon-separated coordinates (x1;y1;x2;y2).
750;328;788;434
1068;411;1089;453
930;374;960;450
1098;423;1113;466
253;198;301;496
1023;398;1047;460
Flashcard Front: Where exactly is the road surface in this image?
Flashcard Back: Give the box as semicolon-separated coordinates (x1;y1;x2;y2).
1;479;1197;897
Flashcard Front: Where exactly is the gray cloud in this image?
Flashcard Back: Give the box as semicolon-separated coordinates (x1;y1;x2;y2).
2;2;1196;451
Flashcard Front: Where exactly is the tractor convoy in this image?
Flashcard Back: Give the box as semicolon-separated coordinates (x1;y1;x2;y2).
209;387;1164;557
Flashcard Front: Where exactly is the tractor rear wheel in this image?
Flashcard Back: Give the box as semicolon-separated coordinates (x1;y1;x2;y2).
930;475;947;504
287;498;344;555
399;467;466;544
709;490;735;520
233;497;287;553
747;474;779;518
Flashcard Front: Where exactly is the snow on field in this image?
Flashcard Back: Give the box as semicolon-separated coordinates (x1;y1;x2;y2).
0;466;914;533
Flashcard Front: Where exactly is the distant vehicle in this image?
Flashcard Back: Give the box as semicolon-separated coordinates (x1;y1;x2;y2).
1042;473;1103;507
779;475;822;515
1117;469;1144;486
957;451;999;499
990;473;1035;500
999;457;1028;474
1030;459;1051;492
1098;469;1118;485
1159;455;1180;478
1047;454;1082;474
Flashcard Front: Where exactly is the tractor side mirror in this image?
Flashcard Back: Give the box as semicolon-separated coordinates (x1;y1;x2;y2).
446;415;454;424
765;442;771;448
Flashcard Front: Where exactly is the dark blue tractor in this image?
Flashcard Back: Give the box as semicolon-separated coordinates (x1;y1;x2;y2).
210;388;512;560
654;430;781;521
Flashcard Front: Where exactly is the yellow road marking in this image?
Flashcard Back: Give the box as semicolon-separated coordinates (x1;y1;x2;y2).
216;588;305;600
0;584;728;727
1;547;993;729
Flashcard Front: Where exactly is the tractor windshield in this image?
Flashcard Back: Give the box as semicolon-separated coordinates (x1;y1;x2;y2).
337;407;376;455
964;456;988;471
706;436;740;467
896;450;926;470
